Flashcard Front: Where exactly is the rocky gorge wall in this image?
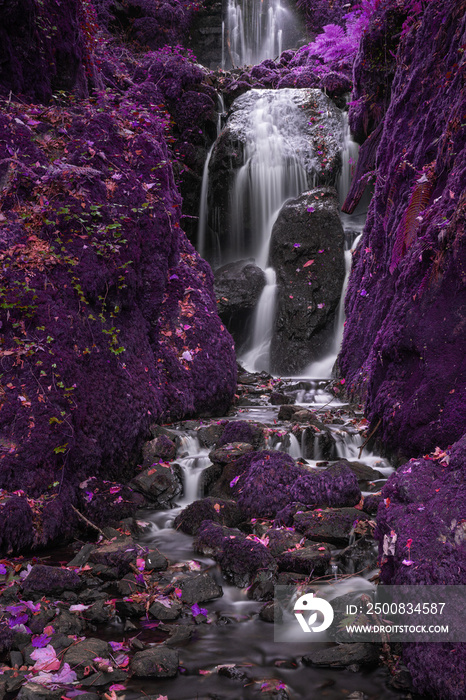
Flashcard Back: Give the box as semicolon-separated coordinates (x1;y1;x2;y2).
0;0;237;553
338;0;466;462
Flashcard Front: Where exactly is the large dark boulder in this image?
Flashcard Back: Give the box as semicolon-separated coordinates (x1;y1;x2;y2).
269;188;345;374
215;260;266;347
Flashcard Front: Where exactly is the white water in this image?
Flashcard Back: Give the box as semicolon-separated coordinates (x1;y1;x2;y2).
197;95;226;259
240;267;277;372
225;0;286;67
230;90;309;265
338;112;359;207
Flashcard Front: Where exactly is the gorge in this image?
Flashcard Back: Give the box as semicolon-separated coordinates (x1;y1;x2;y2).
0;1;465;699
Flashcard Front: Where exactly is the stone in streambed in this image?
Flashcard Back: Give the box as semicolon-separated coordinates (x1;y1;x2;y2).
294;508;370;547
302;643;379;668
218;536;277;588
335;536;378;575
177;572;223;604
130;463;182;507
174;497;245;535
88;536;137;576
63;638;111;679
270;392;295;405
215;260;266;347
277;544;332;576
142;434;177;464
218;420;266;449
194;521;244;557
130;646;179;678
209;442;255;465
265;528;303;556
197;423;226;448
17;684;63;700
22;565;81;596
259;601;283;623
290;462;361;508
149;599;182;621
269;188;345;375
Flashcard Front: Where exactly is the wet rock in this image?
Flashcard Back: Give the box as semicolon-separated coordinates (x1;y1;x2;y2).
145;548;169;571
67;543;94;568
294;508;370;546
217;664;251;682
22;565;81;596
259;601;283;624
89;536;137;577
178;572;223;604
270;392;295;405
218;536;277;588
142;434;177;464
247;570;276;601
174;497;245;535
9;650;23;668
278;405;300;421
298;424;337;460
80;670;127;687
277;544;332;576
78;478;147;529
197;423;226;448
164;623;194;646
266;528;303;556
345;460;383;483
82;600;115;625
302;643;379;668
130;646;179;678
149;599;182;621
115;600;145;618
215;261;266;346
335;536;378;575
17;684;63;700
270;188;345;375
63;638;111;679
28;606;56;634
131;463;182;506
209;442;255;465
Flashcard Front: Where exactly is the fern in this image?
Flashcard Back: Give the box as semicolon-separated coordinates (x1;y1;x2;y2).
389;170;433;274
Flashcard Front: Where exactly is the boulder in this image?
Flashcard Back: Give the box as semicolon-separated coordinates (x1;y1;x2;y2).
88;536;137;577
22;565;81;596
173;497;245;535
142;435;177;464
217;420;266;449
177;572;223;604
302;643;379;668
294;508;370;546
130;646;179;678
269;188;345;374
63;638;111;679
131;463;182;507
215;261;266;346
218;536;277;588
277;544;332;576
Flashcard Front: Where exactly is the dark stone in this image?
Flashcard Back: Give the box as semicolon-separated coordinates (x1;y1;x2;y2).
149;600;182;621
278;405;301;421
362;493;382;515
82;600;115;625
217;664;251;682
270;392;295;405
209;442;255;465
17;684;62;700
130;646;179;678
269;188;345;375
178;572;223;604
89;537;137;577
115;600;145;619
215;261;266;347
277;544;332;576
345;461;383;483
131;463;182;506
266;528;303;556
302;643;379;668
174;497;245;535
67;543;94;568
22;565;81;595
79;670;127;687
142;434;177;464
146;548;169;571
335;536;377;575
197;423;225;448
294;508;370;546
194;521;244;557
49;609;84;636
63;638;111;679
259;601;282;624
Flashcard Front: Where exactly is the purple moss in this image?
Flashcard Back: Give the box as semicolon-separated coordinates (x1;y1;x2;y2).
22;564;81;594
218;421;265;449
174;497;245;535
217;536;277;588
338;0;466;460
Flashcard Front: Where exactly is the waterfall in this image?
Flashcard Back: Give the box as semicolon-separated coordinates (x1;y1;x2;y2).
197;95;226;259
339;112;359;207
225;0;287;67
229;90;309;372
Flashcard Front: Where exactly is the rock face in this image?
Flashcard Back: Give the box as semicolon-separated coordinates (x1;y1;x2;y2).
270;188;345;374
214;260;266;347
0;3;237;553
375;435;466;700
338;0;466;461
205;88;344;263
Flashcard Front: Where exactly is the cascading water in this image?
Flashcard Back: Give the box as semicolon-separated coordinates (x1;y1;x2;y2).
225;0;285;67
